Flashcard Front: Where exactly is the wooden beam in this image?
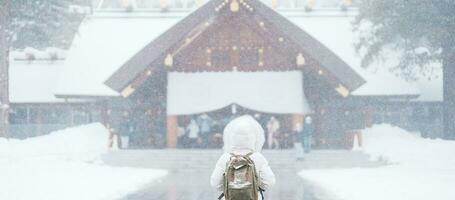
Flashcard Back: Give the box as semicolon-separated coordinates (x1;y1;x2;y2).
120;85;136;98
335;84;350;97
166;115;178;148
118;18;220;93
164;54;173;67
172;17;217;56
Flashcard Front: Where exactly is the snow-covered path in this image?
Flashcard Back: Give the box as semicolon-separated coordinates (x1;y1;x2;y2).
120;170;322;200
103;150;383;200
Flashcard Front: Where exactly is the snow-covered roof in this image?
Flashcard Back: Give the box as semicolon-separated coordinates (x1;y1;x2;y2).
94;0;358;10
105;0;365;92
54;8;442;101
9;60;65;103
286;14;443;101
54;13;186;97
9;47;67;61
413;67;443;102
287;15;419;97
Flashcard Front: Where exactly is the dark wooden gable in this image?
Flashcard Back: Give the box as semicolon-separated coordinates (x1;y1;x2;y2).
170;10;299;72
105;0;366;97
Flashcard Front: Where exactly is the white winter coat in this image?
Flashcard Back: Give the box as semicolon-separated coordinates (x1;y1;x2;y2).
187;120;200;139
210;115;276;198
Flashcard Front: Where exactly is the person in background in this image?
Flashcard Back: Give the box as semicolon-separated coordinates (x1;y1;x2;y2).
302;116;315;153
177;125;186;148
186;119;200;148
293;123;305;161
197;113;213;147
266;116;280;149
118;111;134;149
209;122;223;148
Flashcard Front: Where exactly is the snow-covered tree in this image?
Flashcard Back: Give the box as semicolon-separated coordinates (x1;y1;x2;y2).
0;0;86;137
355;0;455;139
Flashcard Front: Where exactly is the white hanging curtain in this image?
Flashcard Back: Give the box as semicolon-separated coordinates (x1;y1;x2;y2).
167;71;312;115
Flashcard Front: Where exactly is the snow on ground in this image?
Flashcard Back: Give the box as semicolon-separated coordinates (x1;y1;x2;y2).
300;124;455;200
0;123;110;161
0;123;167;200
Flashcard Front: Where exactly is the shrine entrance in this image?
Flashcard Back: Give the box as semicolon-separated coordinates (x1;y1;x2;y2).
103;0;365;148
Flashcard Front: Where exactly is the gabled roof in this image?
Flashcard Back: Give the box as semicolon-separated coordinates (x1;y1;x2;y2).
54;4;442;102
104;0;366;93
246;0;365;89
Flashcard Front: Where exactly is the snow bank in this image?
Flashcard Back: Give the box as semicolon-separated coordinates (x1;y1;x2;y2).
0;123;167;200
1;159;167;200
300;167;455;200
0;123;109;162
299;124;455;200
362;124;455;168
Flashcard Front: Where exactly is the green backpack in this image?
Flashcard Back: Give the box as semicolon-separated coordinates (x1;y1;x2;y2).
218;152;264;200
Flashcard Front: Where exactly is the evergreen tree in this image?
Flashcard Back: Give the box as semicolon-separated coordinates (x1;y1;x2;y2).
0;0;86;137
355;0;455;139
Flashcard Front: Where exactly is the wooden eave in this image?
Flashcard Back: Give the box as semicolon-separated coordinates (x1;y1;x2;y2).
105;0;366;94
104;0;224;92
246;0;365;90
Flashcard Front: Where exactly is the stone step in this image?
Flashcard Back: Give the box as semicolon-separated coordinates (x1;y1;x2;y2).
104;158;374;164
102;149;384;171
120;155;368;159
107;150;371;157
114;158;373;162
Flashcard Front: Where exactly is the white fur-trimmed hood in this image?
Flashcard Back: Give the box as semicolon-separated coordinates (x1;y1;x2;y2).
223;115;265;153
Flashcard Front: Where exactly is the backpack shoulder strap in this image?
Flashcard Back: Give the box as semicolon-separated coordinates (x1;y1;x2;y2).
230;152;254;157
243;152;254;164
259;188;265;200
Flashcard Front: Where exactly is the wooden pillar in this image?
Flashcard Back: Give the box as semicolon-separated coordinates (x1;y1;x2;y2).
101;102;109;128
314;106;325;147
364;106;374;128
69;107;75;126
36;108;42;136
167;115;178;148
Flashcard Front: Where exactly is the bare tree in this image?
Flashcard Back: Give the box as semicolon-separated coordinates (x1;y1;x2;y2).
0;0;86;137
355;0;455;139
0;0;11;137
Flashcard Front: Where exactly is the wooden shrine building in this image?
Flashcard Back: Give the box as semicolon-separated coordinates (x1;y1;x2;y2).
104;0;365;148
8;0;444;147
